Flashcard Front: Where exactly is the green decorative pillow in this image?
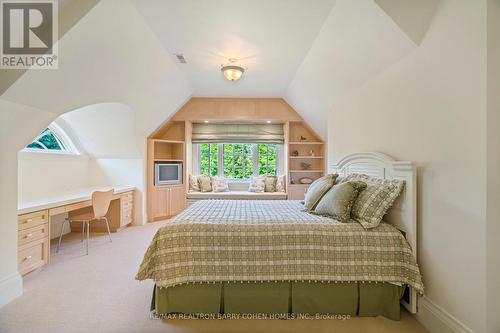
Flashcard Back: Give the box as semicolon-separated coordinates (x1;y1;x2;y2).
311;181;367;222
302;174;338;211
343;173;404;229
197;176;212;192
264;176;277;192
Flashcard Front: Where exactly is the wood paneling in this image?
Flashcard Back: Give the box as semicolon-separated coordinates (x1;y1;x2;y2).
170;98;303;122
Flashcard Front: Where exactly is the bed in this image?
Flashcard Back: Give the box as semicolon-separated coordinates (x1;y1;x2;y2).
137;152;422;320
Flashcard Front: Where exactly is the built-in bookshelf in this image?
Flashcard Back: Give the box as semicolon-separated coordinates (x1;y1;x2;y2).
147;121;187;222
286;121;325;199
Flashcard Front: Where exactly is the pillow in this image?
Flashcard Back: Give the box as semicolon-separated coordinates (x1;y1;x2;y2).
311;181;367;222
264;176;277;192
275;175;286;192
248;176;266;193
343;173;404;229
211;176;229;192
302;174;338;211
197;176;212;192
189;174;201;192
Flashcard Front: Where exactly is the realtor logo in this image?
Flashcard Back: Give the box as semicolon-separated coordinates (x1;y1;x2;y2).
1;0;58;69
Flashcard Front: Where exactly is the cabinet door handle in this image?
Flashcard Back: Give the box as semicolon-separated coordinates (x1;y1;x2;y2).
25;219;33;223
24;256;32;261
25;233;33;238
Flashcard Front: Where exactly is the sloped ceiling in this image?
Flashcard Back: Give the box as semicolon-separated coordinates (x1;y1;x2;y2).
1;0;440;141
374;0;442;45
1;0;193;137
130;0;336;97
284;0;418;139
0;0;100;95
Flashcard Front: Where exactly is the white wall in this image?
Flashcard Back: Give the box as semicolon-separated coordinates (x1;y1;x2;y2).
0;100;56;307
326;1;487;332
18;153;90;203
486;0;500;332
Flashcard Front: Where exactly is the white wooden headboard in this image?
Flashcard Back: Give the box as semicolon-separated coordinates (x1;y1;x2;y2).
330;152;418;313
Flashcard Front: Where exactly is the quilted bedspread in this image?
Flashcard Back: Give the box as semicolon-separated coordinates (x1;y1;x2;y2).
136;200;423;294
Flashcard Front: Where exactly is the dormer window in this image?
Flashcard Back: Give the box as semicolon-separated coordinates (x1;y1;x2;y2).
23;123;79;154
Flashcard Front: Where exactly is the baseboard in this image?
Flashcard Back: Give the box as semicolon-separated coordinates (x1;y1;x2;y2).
0;272;22;308
415;296;474;333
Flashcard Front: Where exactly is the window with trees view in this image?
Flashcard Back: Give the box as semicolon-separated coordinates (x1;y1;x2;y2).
199;143;219;176
198;143;278;179
26;127;66;151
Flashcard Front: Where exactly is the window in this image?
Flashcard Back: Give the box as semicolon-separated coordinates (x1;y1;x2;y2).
199;143;218;176
26;127;66;151
23;123;79;154
258;144;277;176
223;143;253;179
197;143;279;179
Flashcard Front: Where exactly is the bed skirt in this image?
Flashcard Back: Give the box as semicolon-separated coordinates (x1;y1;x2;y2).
151;281;404;321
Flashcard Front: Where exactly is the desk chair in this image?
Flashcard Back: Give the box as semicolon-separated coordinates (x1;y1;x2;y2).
57;189;114;255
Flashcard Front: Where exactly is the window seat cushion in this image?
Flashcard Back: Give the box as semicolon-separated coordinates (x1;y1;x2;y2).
187;190;287;200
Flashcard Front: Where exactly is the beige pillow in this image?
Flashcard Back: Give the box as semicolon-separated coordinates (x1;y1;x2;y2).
197;176;212;192
311;181;367;222
343;173;404;229
275;175;286;192
189;174;201;192
264;176;277;192
302;174;338;211
249;176;266;193
211;176;229;192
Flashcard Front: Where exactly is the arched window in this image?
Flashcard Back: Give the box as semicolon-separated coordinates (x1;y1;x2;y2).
24;123;79;154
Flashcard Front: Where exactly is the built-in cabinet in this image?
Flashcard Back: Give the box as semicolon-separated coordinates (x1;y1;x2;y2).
17;210;49;276
18;189;136;276
147;121;187;222
146;99;326;211
150;185;186;220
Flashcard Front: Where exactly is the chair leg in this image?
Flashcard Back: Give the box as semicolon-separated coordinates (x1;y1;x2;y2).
103;217;112;243
86;221;90;256
56;218;68;253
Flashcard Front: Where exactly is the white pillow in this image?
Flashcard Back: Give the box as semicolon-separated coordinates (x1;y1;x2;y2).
275;175;286;192
248;176;266;193
189;174;201;192
211;176;229;192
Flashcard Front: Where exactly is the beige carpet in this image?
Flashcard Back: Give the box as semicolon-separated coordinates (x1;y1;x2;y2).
0;221;429;333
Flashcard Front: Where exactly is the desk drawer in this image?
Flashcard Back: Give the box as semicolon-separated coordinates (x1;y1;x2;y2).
121;191;134;201
121;199;133;211
121;207;133;226
65;200;92;212
18;223;48;247
18;211;48;231
18;238;48;276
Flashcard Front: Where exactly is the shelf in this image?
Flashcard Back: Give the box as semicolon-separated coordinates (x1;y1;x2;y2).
154;159;183;162
289;156;324;159
288;141;324;145
153;139;185;144
289;170;324;173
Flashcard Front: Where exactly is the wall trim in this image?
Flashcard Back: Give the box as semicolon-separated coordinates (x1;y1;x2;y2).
416;296;474;333
0;272;22;308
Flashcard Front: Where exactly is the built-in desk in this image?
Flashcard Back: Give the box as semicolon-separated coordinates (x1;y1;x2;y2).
17;186;136;276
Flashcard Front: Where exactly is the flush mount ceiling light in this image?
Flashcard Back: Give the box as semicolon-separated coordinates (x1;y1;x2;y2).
221;58;245;81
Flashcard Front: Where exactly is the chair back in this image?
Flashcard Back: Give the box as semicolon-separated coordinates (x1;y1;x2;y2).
91;189;114;219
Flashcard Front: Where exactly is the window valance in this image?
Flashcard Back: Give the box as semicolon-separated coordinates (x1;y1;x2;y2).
192;123;284;144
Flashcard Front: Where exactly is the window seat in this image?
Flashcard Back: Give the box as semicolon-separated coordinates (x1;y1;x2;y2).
187;190;287;201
